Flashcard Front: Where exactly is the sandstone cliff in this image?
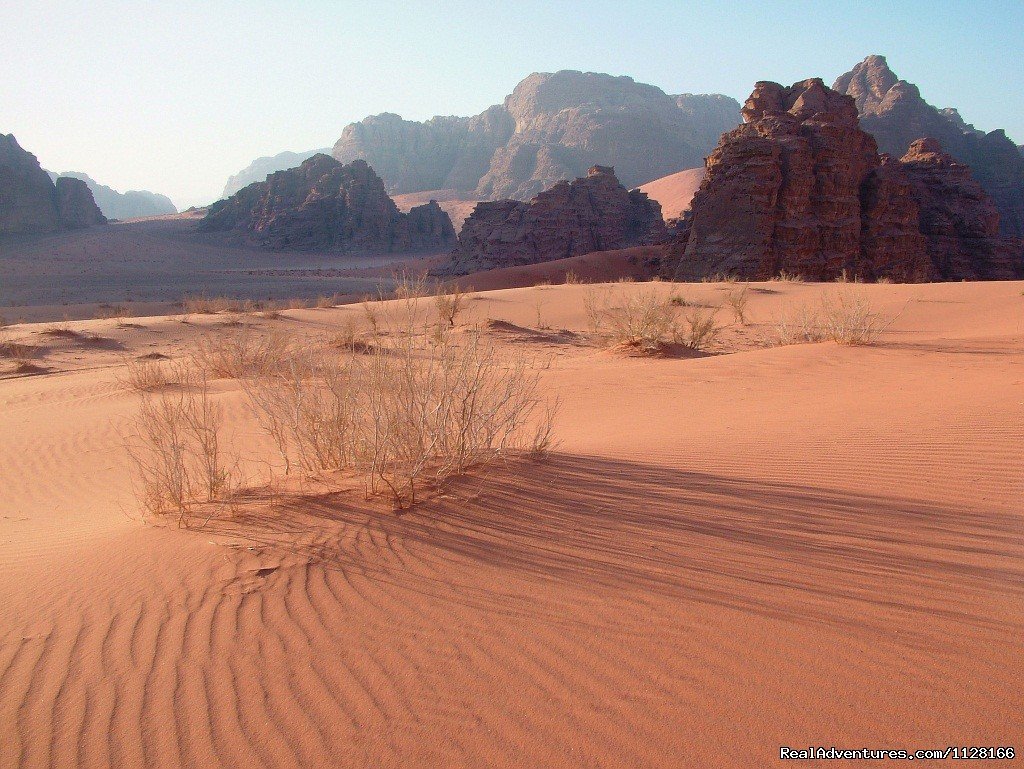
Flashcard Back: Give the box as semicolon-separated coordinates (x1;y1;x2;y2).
221;148;331;198
673;80;1020;282
834;55;1024;239
1;134;106;235
201;154;455;253
48;171;176;220
444;165;666;274
325;71;740;202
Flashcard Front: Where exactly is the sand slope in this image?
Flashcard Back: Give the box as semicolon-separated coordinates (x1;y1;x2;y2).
638;167;705;219
1;279;1022;767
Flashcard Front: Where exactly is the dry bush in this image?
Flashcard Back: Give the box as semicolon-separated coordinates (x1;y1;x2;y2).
875;276;893;285
125;370;236;525
771;303;827;345
189;327;294;379
41;321;80;338
585;286;720;352
564;270;581;285
242;320;556;507
434;284;468;328
819;289;894;345
315;294;338;309
769;290;892;346
120;358;173;392
286;297;309;310
674;306;721;350
724;284;750;325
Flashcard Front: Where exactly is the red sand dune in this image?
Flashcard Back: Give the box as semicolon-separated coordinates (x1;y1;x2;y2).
639;166;705;219
0;279;1021;767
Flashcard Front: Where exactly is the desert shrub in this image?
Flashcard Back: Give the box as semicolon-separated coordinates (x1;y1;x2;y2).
120;358;174;392
674;306;721;350
773;270;805;283
125;370;235;524
769;290;892;346
819;289;893;345
434;284;468;328
189;327;294;379
286;297;309;310
315;294;338;309
564;270;581;285
724;284;750;325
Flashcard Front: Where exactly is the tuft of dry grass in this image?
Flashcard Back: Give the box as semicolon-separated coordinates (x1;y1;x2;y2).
119;358;178;392
584;286;720;353
564;270;581;285
772;270;805;283
724;284;750;325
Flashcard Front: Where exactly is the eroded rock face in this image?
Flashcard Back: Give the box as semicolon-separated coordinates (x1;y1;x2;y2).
834;55;1024;239
898;139;1018;279
673;80;1020;281
201;154;454;253
54;177;107;229
323;71;740;201
1;134;106;235
221;149;331;199
49;171;176;220
444;165;666;274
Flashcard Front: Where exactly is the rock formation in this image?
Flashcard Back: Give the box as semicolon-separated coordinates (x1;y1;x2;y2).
48;171;176;220
201;154;455;253
444;165;666;274
898;139;1018;279
673;79;1021;282
54;177;107;229
834;55;1024;239
216;71;737;207
1;133;106;235
222;148;331;198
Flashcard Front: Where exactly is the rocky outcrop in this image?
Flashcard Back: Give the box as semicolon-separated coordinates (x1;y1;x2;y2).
1;134;106;235
222;148;331;198
898;139;1019;279
321;71;740;202
54;177;107;229
48;171;176;220
834;55;1024;239
444;165;666;274
201;154;455;253
673;79;1021;282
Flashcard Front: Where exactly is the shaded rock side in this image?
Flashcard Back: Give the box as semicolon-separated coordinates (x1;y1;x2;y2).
54;177;107;229
200;154;455;253
1;133;106;235
444;165;666;274
834;55;1024;239
898;139;1020;280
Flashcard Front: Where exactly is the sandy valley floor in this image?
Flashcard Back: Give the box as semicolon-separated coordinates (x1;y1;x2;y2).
0;279;1021;767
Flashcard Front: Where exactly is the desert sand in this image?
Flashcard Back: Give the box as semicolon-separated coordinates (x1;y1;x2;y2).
0;277;1021;767
638;167;705;220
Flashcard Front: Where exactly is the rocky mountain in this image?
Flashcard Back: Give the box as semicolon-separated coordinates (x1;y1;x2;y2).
217;71;739;205
672;79;1021;282
47;171;176;220
201;154;454;253
221;148;331;198
834;55;1024;238
1;133;106;235
444;165;666;275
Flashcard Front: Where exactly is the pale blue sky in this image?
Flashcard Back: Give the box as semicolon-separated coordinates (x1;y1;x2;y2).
2;0;1021;208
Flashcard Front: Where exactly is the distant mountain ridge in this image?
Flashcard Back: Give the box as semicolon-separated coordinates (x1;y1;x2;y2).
222;70;741;203
47;171;176;220
834;55;1024;238
221;148;331;198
